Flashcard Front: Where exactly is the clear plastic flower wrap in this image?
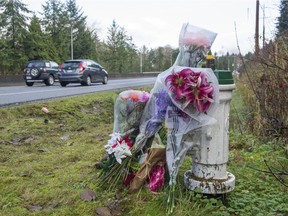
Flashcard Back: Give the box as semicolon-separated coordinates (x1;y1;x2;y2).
132;23;219;214
175;23;217;67
113;89;150;134
161;66;219;120
105;89;150;164
134;67;219;153
98;90;150;191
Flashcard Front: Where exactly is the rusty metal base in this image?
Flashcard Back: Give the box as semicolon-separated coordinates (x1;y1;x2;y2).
184;170;235;194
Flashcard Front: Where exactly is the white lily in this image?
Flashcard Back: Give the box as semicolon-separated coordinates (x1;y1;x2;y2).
109;132;122;141
107;132;122;146
104;144;114;154
113;141;132;164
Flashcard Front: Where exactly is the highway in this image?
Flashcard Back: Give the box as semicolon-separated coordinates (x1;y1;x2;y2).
0;77;157;107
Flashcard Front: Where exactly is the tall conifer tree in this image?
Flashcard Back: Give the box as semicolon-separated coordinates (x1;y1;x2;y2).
0;0;31;73
276;0;288;37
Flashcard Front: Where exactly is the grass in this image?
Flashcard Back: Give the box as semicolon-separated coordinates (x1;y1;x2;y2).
0;88;287;216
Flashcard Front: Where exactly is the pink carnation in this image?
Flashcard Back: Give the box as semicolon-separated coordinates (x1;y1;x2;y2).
146;164;165;192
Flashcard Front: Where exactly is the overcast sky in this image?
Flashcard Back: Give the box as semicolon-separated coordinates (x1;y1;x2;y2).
23;0;280;55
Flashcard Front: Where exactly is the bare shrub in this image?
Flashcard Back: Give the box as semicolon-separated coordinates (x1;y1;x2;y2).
237;37;288;141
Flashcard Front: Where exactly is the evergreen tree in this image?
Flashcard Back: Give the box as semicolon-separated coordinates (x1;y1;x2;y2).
94;35;109;67
105;20;134;73
42;0;70;61
162;45;174;69
65;0;98;60
124;35;138;72
23;15;59;61
0;0;31;74
276;0;288;37
72;24;98;59
66;0;86;24
0;37;10;74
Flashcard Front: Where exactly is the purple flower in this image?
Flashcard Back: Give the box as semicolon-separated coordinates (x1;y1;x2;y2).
146;120;162;137
144;90;172;137
155;89;172;120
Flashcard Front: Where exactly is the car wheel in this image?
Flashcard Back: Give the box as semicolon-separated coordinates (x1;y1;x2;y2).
45;75;55;86
83;76;91;86
60;82;68;87
26;82;34;87
102;75;108;84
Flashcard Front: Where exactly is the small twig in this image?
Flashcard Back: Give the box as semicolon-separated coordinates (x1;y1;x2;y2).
247;165;285;175
278;161;288;173
264;159;288;187
0;138;13;145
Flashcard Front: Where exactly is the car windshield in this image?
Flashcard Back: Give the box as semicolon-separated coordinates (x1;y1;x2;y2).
62;62;81;69
27;61;45;68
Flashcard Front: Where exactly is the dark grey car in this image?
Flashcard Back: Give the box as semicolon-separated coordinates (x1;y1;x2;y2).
58;59;108;87
23;60;59;86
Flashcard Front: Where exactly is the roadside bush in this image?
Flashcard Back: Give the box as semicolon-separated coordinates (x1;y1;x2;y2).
237;37;288;141
233;37;288;189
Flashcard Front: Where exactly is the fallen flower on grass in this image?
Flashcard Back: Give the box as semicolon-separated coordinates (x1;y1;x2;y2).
41;107;49;113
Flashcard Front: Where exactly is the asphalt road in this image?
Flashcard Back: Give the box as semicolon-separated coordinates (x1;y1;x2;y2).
0;77;157;107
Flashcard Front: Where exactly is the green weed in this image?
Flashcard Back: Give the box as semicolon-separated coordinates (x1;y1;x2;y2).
0;89;287;215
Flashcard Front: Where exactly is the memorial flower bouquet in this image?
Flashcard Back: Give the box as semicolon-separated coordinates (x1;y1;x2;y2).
104;132;133;165
113;89;150;134
162;66;219;215
176;23;217;67
98;90;150;190
165;67;214;113
97;23;219;216
158;23;218;215
136;88;172;145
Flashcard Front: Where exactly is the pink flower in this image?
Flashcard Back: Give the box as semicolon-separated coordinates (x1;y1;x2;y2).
165;68;192;101
165;68;214;113
146;164;165;192
178;23;217;52
121;90;150;103
180;33;210;49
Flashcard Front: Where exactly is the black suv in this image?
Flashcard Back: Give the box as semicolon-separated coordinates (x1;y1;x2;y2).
23;60;59;86
58;59;108;87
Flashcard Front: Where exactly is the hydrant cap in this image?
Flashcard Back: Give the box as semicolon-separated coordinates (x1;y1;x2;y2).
214;70;234;85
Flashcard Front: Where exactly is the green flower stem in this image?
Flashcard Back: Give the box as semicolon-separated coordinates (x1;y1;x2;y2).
166;183;176;215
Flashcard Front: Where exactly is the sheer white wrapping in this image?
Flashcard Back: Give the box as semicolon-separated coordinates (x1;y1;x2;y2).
176;23;217;67
133;23;219;184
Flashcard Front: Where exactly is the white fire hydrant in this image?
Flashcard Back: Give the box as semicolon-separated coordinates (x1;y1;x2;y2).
184;80;236;194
